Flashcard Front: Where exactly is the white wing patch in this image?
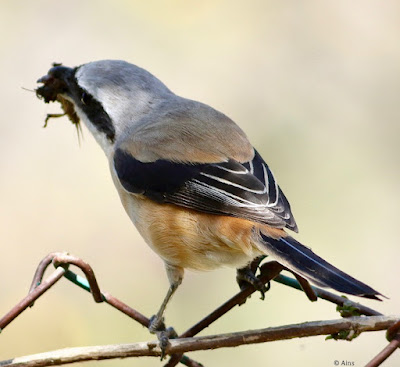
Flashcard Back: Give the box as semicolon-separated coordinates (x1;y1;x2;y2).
198;172;268;195
175;150;298;231
191;179;269;208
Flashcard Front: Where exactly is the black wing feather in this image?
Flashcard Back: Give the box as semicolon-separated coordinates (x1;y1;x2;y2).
114;149;207;202
113;148;298;231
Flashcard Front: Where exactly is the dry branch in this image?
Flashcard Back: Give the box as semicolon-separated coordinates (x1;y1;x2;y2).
365;335;400;367
1;315;398;367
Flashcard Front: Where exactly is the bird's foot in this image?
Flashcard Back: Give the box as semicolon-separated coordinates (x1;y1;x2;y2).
236;267;270;302
149;314;166;334
149;315;177;359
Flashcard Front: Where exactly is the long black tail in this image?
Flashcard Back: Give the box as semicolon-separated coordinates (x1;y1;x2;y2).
260;234;382;300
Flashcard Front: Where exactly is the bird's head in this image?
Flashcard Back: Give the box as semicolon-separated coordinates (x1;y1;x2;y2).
36;60;172;154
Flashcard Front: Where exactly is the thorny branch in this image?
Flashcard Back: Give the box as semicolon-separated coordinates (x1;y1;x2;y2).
0;252;398;367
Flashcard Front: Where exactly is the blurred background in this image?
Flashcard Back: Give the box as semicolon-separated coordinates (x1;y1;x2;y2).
1;1;399;366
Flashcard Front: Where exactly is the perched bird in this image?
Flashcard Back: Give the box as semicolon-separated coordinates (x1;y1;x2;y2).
36;60;382;338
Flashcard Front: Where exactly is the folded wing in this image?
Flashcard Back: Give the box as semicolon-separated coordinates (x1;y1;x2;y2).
113;148;297;232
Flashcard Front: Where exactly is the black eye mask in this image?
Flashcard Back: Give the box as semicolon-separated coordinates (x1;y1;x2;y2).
36;63;115;143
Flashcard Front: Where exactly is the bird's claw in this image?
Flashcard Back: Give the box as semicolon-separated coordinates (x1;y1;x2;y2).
149;315;178;359
236;267;270;303
149;314;166;334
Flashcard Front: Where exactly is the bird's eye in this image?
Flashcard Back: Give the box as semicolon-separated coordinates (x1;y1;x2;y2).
81;92;91;105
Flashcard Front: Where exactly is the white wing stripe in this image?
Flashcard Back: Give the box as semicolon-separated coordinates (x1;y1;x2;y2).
262;163;279;207
213;164;248;174
199;172;267;194
248;160;254;174
262;163;269;197
191;179;269;209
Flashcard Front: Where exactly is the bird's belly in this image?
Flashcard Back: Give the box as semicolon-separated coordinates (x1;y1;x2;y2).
119;193;263;271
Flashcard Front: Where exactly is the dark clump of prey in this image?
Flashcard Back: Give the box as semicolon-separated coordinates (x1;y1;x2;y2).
36;63;82;141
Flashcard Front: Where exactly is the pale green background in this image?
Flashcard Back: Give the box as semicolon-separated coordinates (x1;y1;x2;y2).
1;1;399;366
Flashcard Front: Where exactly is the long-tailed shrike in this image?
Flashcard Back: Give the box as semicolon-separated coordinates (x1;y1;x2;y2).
36;60;382;343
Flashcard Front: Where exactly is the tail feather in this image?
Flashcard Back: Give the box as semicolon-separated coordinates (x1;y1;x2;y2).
260;234;382;300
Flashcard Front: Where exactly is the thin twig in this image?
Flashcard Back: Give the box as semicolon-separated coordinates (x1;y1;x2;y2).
28;253;61;294
0;267;66;331
52;254;104;303
365;334;400;367
103;291;150;328
292;273;318;301
365;320;400;367
273;274;382;316
1;315;397;367
386;319;400;341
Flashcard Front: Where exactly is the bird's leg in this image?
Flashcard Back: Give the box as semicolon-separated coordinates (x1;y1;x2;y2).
149;282;180;332
236;256;269;301
148;264;183;359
